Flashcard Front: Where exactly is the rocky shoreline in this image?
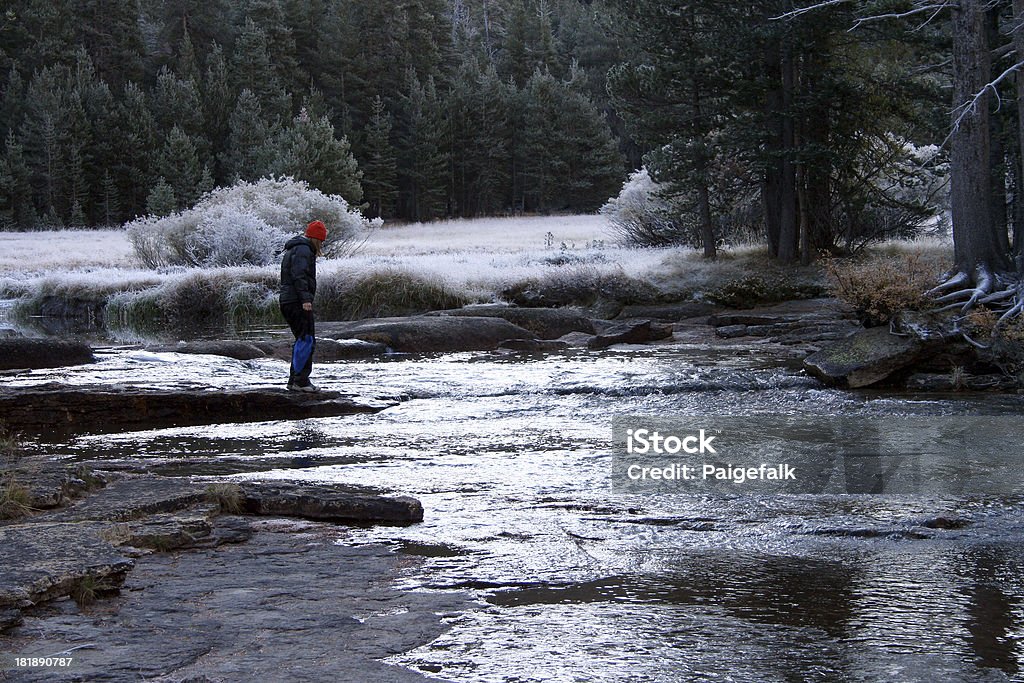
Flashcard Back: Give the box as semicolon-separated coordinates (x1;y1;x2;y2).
0;459;453;681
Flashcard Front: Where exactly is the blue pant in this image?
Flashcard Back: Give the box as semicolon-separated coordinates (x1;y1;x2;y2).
281;302;315;386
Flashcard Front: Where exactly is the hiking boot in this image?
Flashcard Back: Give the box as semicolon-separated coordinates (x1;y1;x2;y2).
287;382;320;393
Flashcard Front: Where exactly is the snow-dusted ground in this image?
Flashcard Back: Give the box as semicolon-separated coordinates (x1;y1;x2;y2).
0;216;700;301
0;229;136;275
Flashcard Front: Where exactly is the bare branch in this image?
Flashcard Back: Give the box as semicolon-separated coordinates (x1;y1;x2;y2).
770;0;851;21
950;59;1024;134
851;3;951;30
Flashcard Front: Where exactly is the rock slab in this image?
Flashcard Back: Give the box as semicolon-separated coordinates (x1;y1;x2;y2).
803;326;923;388
0;384;393;435
320;315;536;353
240;482;424;525
0;338;94;371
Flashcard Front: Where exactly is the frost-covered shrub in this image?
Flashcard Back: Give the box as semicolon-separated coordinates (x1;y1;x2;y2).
600;168;687;247
127;177;379;268
185;208;284;268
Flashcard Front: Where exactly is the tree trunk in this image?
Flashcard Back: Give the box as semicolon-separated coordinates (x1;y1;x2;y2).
691;83;717;259
777;47;799;262
950;0;1009;273
762;36;784;257
1012;0;1024;262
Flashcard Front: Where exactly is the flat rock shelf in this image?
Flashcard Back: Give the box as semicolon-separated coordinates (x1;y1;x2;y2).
0;384;396;436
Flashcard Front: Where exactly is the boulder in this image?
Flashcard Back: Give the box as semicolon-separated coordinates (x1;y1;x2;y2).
0;338;94;370
319;315;536;353
617;302;717;321
145;340;268;361
715;324;749;339
803;326;924;388
255;337;389;362
587;319;674;350
239;482;424;525
430;304;595;339
498;338;570;353
0;384;393;436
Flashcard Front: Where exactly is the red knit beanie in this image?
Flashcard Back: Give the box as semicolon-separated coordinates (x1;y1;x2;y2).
305;220;327;241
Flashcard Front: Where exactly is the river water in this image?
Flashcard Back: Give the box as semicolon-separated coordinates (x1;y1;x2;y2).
12;338;1024;682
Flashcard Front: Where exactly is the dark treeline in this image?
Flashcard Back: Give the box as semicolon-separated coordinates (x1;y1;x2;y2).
0;0;629;228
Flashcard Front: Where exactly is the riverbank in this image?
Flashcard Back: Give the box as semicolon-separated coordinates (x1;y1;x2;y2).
0;458;457;681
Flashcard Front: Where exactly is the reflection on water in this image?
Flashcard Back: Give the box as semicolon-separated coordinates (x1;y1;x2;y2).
17;343;1024;682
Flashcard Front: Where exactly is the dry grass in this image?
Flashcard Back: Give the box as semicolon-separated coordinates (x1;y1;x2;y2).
0;475;32;520
205;482;245;514
825;249;948;326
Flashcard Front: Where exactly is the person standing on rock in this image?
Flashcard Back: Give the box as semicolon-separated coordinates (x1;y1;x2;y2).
279;220;327;392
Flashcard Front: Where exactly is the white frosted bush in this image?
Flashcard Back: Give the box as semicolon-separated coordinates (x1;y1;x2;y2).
600;168;686;247
126;177;378;268
186;207;285;268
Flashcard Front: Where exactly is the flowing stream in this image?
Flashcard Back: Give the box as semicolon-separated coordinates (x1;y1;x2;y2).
11;337;1024;683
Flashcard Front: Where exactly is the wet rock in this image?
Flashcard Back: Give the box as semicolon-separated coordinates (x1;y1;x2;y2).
51;476;206;522
255;337;389;362
710;313;787;327
145;340;268;361
0;338;94;371
239;482;424;525
4;525;470;681
430;305;595;339
0;521;134;629
557;331;597;348
715;324;749;339
587;319;674;350
0;384;393;436
320;315;536;353
498;338;570;353
617;302;717;321
803;326;925;388
4;461;108;511
905;372;1018;392
125;511;216;551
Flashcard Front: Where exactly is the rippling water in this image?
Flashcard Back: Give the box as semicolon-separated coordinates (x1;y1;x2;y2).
18;341;1024;682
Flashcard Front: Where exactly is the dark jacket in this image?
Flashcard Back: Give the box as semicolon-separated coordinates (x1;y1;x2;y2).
279;236;317;305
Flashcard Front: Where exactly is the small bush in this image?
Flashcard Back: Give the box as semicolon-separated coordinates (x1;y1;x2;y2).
127;177;379;268
707;273;829;308
601;168;688;247
826;252;943;326
317;269;469;319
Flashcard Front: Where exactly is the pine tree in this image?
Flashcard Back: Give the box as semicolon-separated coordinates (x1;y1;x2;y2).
2;133;34;228
230;18;292;124
76;0;145;87
272;109;363;203
19;67;65;224
147;177;177;217
1;65;24;142
114;81;158;218
239;0;306;97
202;43;233;184
222;89;274;182
157;125;202;210
360;95;398;218
397;70;449;221
153;67;209;165
100;169;120;226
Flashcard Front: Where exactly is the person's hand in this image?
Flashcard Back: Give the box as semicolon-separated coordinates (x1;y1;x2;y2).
302;302;313;312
